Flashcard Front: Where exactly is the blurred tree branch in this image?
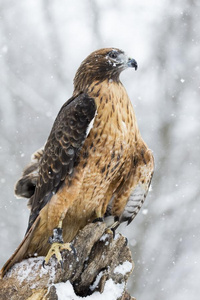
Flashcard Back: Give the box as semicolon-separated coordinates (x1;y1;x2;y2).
0;223;135;300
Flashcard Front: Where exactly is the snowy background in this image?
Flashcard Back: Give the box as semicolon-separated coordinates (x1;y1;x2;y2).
0;0;200;299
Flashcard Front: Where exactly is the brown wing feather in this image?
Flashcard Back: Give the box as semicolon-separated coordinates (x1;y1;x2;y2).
27;93;96;232
0;93;96;278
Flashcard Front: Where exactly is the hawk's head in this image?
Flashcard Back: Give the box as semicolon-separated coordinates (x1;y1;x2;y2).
74;48;137;92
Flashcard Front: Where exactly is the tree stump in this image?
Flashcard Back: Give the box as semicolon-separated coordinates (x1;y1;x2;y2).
0;223;135;300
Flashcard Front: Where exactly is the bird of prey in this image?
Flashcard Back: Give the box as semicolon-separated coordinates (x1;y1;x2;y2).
0;48;154;278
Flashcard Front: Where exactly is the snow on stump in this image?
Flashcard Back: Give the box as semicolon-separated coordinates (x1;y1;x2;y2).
0;222;136;300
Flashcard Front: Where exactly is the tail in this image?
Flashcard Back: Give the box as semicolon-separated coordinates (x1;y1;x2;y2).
0;217;40;279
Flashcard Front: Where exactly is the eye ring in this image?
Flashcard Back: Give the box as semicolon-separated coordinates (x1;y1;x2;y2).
108;50;118;59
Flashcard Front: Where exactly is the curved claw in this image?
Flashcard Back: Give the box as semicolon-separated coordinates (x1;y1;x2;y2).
71;244;77;258
92;217;104;223
42;260;46;269
111;227;116;239
60;260;64;270
111;220;120;231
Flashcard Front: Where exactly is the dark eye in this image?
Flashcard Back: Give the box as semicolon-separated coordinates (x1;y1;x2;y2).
108;50;118;59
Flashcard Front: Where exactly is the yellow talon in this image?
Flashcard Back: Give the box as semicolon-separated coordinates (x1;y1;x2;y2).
44;242;72;266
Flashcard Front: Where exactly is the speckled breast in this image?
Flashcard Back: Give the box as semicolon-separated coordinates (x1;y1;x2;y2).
65;80;137;226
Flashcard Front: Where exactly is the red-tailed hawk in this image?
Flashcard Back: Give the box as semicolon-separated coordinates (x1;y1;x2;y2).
0;48;154;278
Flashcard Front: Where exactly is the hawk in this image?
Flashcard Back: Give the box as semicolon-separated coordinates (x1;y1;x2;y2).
0;48;154;278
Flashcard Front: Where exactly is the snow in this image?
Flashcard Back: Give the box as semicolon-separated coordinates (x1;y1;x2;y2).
7;256;56;285
54;279;125;300
114;261;133;275
142;208;148;215
90;271;104;291
113;233;120;241
99;233;109;242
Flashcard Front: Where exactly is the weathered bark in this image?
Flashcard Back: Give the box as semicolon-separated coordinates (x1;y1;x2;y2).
0;223;135;300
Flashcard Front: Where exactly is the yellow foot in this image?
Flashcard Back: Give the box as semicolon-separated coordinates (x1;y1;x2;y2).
43;242;72;267
109;220;120;230
104;228;113;235
104;220;120;238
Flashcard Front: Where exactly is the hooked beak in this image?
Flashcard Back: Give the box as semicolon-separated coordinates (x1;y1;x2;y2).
127;58;138;70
